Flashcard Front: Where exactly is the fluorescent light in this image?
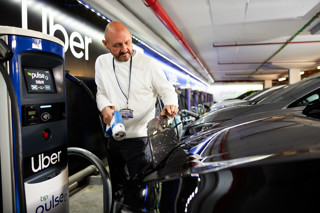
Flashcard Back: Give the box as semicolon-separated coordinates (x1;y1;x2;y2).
278;77;286;81
300;71;304;75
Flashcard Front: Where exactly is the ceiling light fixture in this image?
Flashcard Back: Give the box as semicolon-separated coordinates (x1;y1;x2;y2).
278;77;287;81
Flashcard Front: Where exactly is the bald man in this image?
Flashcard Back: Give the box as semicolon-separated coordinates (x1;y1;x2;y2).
95;21;178;179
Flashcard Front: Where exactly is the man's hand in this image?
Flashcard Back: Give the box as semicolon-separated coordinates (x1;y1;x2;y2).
101;106;115;126
161;105;178;117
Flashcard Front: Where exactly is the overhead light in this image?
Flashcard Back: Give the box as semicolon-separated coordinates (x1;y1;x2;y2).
278;77;286;81
317;65;320;69
300;71;304;75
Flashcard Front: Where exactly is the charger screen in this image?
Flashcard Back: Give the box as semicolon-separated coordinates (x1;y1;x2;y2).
24;68;56;93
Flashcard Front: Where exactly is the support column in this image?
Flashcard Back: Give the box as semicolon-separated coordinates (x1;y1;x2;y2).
264;79;272;88
289;68;301;84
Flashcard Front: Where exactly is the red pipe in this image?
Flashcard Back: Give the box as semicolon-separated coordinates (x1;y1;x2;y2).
142;0;213;80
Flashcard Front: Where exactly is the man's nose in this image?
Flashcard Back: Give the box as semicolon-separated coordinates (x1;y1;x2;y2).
120;44;127;52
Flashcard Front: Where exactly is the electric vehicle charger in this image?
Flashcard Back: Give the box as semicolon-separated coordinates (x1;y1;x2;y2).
0;26;68;213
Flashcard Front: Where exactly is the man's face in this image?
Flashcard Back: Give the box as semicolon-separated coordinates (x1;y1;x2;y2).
103;30;133;62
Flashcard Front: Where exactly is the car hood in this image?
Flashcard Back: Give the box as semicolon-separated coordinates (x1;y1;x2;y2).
183;102;294;137
143;112;320;183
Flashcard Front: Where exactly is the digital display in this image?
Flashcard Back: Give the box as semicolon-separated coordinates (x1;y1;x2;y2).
24;68;56;93
28;111;36;116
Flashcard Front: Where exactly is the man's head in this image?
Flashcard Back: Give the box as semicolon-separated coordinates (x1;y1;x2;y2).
102;21;133;62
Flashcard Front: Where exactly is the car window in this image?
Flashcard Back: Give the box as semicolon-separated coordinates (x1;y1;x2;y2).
288;89;320;107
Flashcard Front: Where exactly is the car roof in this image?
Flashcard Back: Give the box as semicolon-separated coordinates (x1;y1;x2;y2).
259;74;320;104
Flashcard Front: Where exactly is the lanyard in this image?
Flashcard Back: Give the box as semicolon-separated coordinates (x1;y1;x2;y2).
112;55;132;108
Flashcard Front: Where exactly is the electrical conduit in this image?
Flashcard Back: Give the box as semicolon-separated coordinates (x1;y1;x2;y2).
250;12;320;76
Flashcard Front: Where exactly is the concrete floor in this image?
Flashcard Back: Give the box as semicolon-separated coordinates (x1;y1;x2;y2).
69;177;104;213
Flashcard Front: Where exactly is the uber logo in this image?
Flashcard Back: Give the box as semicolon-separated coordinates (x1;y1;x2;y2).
21;3;93;61
42;8;92;61
31;151;62;173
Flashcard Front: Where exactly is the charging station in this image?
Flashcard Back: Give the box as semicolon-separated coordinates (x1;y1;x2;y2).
0;26;68;212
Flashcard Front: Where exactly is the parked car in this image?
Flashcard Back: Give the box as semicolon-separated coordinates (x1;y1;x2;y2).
182;106;304;147
224;89;260;100
183;74;320;137
234;89;259;99
210;85;284;111
111;102;320;213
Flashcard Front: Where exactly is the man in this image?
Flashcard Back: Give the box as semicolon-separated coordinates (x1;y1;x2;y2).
95;21;178;180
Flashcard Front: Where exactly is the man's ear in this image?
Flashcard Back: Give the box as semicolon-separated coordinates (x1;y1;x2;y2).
102;40;109;49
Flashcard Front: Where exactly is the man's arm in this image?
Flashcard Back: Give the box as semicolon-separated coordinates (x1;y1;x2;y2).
95;56;115;125
150;61;179;116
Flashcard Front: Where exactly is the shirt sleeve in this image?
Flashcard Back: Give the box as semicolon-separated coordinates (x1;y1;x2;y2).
95;56;114;112
150;60;178;107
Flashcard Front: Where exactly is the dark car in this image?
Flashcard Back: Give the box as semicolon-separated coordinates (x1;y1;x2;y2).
183;74;320;137
111;102;320;213
225;89;260;100
210;85;285;111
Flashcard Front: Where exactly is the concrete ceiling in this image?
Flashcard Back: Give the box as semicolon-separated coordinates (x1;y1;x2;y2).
84;0;320;85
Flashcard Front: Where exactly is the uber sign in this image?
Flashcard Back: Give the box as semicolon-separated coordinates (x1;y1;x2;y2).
41;7;92;61
24;146;67;179
31;150;62;173
8;0;108;78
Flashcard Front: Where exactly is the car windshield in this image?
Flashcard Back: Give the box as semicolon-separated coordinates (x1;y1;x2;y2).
235;90;259;99
242;90;262;100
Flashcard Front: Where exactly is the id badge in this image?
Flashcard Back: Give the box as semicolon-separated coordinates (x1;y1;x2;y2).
120;109;133;118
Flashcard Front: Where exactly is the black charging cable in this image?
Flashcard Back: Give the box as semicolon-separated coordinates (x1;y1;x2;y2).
65;70;105;136
0;39;26;213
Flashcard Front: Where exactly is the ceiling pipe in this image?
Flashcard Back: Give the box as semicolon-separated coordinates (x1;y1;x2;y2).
249;11;320;76
142;0;214;82
213;40;320;47
218;61;320;65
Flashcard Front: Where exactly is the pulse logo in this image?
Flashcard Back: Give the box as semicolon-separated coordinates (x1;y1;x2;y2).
28;72;49;80
35;192;68;213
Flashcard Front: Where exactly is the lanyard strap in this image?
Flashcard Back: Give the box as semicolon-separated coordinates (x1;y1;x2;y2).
112;55;132;108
